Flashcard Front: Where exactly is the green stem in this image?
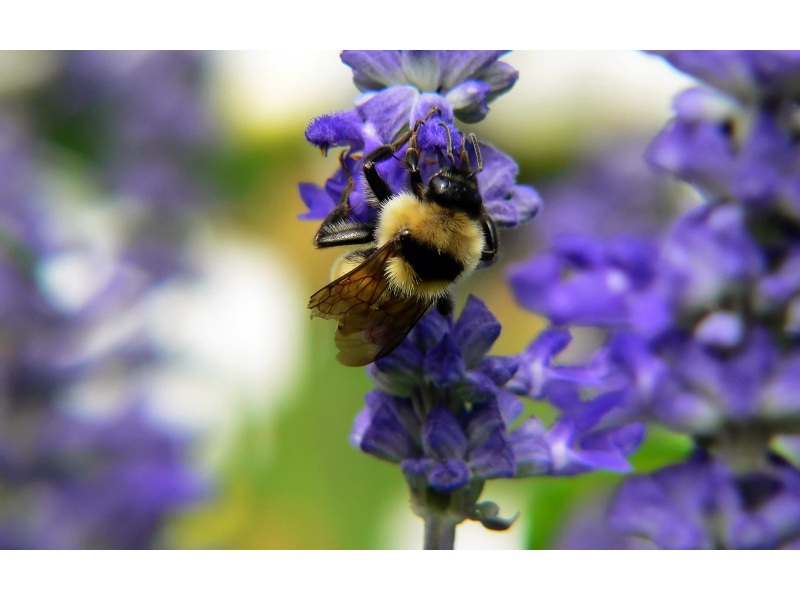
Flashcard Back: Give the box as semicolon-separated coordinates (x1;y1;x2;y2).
424;515;457;550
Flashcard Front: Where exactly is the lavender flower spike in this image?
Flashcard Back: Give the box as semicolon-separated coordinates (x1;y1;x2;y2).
300;51;648;549
353;297;642;547
511;51;800;549
301;51;540;229
342;51;518;124
0;52;215;549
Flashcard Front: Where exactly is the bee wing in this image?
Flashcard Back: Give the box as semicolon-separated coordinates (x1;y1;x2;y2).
308;243;432;366
334;293;431;366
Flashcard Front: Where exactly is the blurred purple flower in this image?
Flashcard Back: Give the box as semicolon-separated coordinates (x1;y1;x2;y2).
556;491;654;549
650;51;800;102
609;452;800;549
531;139;688;246
512;51;800;549
0;408;205;549
509;233;659;328
0;51;219;549
42;51;219;282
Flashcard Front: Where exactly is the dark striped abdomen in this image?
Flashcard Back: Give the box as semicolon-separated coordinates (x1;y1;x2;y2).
397;231;464;282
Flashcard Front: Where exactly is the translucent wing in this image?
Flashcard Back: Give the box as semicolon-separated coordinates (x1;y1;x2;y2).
308;243;432;366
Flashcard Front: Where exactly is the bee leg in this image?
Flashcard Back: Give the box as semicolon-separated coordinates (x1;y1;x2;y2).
479;216;499;264
363;142;405;204
314;152;376;249
435;294;455;317
405;107;443;193
314;220;375;249
437;122;456;167
364;107;441;203
322;150;356;219
468;134;483;174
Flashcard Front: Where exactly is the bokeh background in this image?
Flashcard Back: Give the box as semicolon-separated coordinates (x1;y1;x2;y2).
0;50;703;549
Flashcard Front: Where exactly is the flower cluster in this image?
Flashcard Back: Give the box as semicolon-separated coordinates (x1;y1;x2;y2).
0;51;215;548
41;51;218;280
529;139;687;247
352;297;642;541
300;51;541;229
511;51;800;549
301;51;642;549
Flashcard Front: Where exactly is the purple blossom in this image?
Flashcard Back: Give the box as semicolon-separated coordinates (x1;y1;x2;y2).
511;51;800;549
43;51;219;282
0;408;204;549
648;92;800;218
650;51;800;103
509;234;659;328
609;453;800;549
341;51;518;124
0;52;217;549
353;297;642;538
300;51;540;229
530;139;687;246
557;491;654;549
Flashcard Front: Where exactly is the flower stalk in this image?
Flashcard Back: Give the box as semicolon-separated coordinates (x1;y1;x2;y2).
301;52;644;548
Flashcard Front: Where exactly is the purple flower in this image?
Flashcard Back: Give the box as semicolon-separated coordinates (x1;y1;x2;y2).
648;93;800;217
341;51;518;124
0;408;205;549
557;491;654;549
354;297;526;478
541;382;644;475
530;139;687;245
508;51;800;549
0;52;217;549
353;297;642;537
646;54;800;224
650;51;800;103
43;51;219;281
302;53;546;548
509;234;658;328
609;453;800;550
300;51;540;229
506;329;618;398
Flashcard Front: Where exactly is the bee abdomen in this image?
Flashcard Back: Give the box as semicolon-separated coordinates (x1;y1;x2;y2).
397;230;464;282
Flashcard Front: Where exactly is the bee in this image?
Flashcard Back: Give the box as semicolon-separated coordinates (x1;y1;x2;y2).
308;110;498;366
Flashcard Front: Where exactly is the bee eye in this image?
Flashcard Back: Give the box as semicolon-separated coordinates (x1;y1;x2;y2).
430;175;449;195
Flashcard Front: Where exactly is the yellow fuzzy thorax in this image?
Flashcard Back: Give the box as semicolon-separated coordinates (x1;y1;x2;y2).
377;193;485;300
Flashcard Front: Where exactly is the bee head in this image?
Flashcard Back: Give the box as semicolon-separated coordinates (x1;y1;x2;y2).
427;171;482;216
424;124;483;216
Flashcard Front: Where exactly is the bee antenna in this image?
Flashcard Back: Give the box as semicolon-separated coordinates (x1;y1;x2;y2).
468;134;483;174
438;122;456;166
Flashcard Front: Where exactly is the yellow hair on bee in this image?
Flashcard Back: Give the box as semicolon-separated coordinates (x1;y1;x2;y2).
330;245;372;281
375;193;485;300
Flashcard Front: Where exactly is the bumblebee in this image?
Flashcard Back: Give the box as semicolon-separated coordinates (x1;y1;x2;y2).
308;111;498;366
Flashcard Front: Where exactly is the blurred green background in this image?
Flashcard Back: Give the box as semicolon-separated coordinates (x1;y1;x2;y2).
1;51;697;549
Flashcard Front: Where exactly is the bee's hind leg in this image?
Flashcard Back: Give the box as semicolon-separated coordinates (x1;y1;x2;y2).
313;151;375;249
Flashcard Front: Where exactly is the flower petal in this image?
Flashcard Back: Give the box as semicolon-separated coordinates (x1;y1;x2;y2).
422;404;468;460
